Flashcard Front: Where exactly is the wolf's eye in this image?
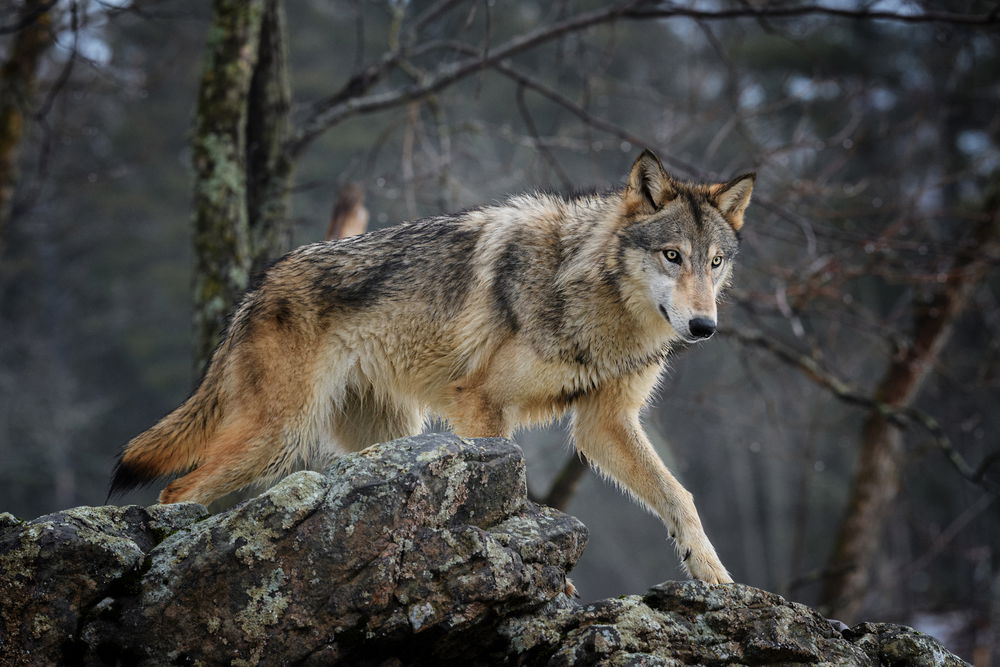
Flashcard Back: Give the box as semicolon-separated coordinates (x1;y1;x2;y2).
663;249;681;264
711;256;724;268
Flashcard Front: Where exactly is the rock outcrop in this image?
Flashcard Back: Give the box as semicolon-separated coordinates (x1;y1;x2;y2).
0;434;968;666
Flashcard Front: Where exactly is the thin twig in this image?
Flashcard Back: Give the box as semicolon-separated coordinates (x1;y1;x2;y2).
0;0;57;35
543;453;590;510
625;3;1000;27
726;328;1000;493
515;82;573;191
489;59;698;175
288;1;998;157
286;1;646;157
898;492;997;577
410;0;469;37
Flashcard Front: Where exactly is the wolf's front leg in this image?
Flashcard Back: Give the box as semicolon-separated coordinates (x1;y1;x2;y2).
571;375;732;584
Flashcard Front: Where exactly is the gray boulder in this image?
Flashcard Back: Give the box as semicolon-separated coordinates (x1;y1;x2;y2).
498;581;967;666
0;501;208;664
0;434;967;666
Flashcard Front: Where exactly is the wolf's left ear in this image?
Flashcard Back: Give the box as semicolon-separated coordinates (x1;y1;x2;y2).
711;173;755;231
625;149;675;215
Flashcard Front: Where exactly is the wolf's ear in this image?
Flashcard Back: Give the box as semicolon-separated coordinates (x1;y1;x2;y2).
625;149;675;215
711;173;755;231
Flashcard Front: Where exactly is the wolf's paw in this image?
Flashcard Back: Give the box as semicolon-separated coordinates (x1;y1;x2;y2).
685;550;733;585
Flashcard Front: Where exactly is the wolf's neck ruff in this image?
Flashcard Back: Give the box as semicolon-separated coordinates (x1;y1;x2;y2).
111;149;753;586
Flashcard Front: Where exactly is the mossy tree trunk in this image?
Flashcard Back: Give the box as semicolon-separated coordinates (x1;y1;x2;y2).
191;0;291;374
0;0;54;253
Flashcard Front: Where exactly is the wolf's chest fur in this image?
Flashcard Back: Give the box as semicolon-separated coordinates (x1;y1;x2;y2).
445;323;670;426
522;298;672;406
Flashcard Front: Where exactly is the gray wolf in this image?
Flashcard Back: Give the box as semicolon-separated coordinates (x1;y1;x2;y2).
111;149;754;584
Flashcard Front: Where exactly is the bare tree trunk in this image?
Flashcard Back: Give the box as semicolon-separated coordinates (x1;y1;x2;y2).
0;0;53;252
245;0;292;275
822;198;1000;621
543;454;589;510
191;0;291;373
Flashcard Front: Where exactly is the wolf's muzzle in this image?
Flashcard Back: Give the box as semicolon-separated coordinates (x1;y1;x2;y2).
688;318;716;339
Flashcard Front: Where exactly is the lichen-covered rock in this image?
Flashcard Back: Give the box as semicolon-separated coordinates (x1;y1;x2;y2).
494;581;968;666
0;434;968;666
0;502;207;666
845;622;969;666
99;434;586;665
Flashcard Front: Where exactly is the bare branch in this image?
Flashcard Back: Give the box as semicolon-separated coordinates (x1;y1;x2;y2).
489;59;698;175
625;3;1000;27
287;1;644;157
543;453;590;510
288;0;998;158
0;0;57;35
515;82;573;191
409;0;469;37
726;328;1000;493
897;492;998;577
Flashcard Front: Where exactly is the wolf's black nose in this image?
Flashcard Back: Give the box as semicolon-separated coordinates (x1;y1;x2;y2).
688;318;716;339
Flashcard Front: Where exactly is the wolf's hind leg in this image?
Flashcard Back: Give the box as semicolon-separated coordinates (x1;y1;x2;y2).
331;383;424;452
157;417;279;505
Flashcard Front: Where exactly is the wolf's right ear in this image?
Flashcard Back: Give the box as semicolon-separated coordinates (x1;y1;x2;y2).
711;173;755;231
625;149;675;215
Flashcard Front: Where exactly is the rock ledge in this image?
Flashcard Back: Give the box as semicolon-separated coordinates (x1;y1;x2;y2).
0;434;966;666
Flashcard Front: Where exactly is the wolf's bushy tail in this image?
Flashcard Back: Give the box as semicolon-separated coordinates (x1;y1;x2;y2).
108;379;222;500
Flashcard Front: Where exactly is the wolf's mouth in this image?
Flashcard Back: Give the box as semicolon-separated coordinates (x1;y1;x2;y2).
658;304;697;343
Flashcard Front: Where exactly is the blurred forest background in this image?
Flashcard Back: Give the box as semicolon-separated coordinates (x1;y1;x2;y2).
1;0;998;661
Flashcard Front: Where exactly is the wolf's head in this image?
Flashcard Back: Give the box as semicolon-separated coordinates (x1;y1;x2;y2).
618;150;754;343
